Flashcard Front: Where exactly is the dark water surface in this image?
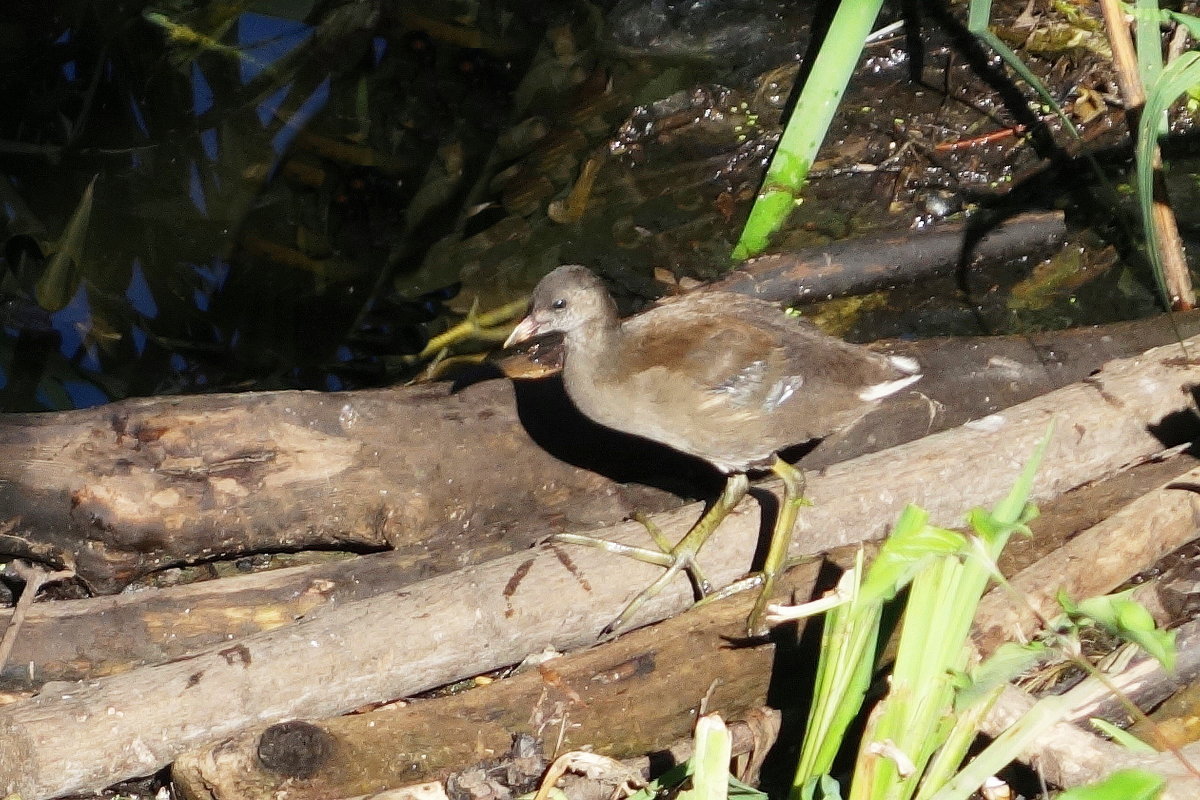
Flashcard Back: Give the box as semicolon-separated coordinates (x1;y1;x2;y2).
0;1;1165;410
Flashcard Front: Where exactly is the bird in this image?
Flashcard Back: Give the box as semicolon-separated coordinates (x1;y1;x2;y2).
504;264;921;636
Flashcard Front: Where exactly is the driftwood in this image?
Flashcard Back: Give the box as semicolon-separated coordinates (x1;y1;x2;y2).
0;549;447;690
976;462;1200;652
2;332;1200;800
170;452;1200;800
3;307;1200;601
6;314;1200;691
709;210;1068;303
0;310;1195;694
169;563;819;800
0;379;685;594
982;681;1200;800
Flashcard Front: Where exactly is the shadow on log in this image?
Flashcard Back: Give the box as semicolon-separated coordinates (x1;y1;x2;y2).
1;309;1199;596
3;314;1200;690
3;331;1200;799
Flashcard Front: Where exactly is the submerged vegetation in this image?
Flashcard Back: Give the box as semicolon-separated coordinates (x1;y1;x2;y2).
0;0;1194;409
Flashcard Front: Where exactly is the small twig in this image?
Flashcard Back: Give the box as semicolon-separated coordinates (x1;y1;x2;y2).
0;560;77;671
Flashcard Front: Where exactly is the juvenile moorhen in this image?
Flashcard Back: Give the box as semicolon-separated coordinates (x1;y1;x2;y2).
505;265;921;636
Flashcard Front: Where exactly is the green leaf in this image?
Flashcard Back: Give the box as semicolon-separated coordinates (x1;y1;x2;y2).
797;774;842;800
36;175;97;311
988;420;1052;527
627;761;690;800
1137;51;1200;308
1089;719;1157;754
858;506;965;604
1073;589;1176;670
728;776;767;800
678;715;732;800
732;0;886;258
958;641;1048;709
1056;769;1165;800
1158;7;1200;40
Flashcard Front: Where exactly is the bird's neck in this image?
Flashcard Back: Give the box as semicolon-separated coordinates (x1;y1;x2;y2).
563;312;623;382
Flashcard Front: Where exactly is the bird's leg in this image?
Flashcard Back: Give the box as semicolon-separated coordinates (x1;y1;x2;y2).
552;473;750;636
744;457;807;637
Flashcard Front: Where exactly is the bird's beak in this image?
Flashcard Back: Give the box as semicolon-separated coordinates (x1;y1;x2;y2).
504;315;541;348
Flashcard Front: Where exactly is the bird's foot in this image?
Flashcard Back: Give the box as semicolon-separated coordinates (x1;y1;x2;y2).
551;524;711;638
681;458;813;638
630;510;713;595
554;474;750;638
694;555;819;638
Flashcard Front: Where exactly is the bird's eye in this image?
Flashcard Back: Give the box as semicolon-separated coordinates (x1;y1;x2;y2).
551;298;567;310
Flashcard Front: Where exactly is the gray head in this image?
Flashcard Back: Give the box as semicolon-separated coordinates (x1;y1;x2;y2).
504;265;619;347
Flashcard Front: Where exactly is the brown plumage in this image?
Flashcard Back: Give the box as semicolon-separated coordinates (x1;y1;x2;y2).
505;265;920;635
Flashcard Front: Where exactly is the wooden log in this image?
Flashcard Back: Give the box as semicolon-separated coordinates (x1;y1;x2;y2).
707;211;1067;303
0;379;680;593
975;462;1200;652
170;455;1200;800
3;310;1200;595
0;550;424;690
2;332;1199;800
4;309;1196;692
981;685;1200;800
169;564;817;800
2;388;1185;696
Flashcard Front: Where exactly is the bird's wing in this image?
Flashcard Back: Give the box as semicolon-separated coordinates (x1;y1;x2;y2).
620;305;793;412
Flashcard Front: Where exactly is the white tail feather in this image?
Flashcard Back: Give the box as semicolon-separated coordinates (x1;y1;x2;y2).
858;372;921;401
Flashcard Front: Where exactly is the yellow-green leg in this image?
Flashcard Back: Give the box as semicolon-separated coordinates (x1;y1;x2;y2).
745;457;806;637
553;473;750;636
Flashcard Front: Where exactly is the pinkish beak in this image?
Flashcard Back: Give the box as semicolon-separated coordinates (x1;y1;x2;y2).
503;315;542;348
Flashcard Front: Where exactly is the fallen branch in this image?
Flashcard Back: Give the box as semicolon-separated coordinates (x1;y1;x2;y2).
2;332;1199;799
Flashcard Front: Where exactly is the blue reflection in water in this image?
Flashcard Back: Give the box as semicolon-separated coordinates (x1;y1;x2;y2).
238;12;312;84
62;380;108;408
191;63;214;115
130;325;147;356
50;283;90;359
128;93;150;137
272;76;330;156
188;160;208;215
126;258;158;319
200;128;219;161
257;82;292;126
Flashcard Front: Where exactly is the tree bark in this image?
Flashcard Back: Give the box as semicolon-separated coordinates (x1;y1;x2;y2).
169;565;814;800
3;332;1200;800
3;310;1199;596
0;379;681;594
708;211;1068;303
173;459;1200;800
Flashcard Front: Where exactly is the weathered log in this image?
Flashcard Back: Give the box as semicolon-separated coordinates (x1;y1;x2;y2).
2;316;1200;690
0;379;682;594
0;550;423;690
0;426;1189;696
8;315;1199;691
2;333;1199;800
976;462;1200;652
171;457;1200;800
4;310;1200;596
981;683;1200;800
169;564;817;800
709;210;1068;303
